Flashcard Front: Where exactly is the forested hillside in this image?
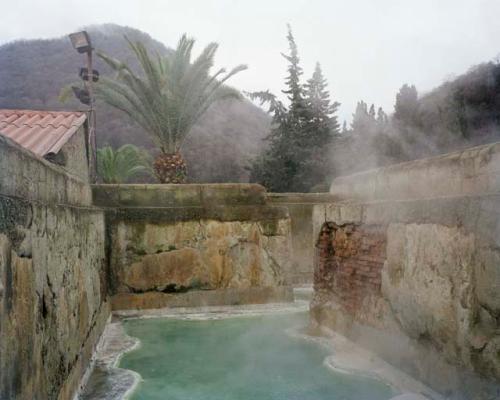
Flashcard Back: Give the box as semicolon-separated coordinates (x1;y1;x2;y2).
418;61;500;147
0;24;270;182
334;60;500;177
1;23;499;184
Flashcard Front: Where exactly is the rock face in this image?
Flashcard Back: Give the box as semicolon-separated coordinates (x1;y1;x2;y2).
123;247;208;292
110;218;290;296
313;216;500;399
92;184;293;310
0;135;109;400
383;224;476;361
311;142;500;399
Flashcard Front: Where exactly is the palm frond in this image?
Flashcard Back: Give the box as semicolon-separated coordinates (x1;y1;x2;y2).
97;144;152;183
94;34;247;154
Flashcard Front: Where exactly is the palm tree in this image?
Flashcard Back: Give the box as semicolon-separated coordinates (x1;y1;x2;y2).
97;144;152;183
95;35;247;183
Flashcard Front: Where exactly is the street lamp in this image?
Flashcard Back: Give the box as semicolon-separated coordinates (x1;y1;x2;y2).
69;31;92;53
69;30;98;182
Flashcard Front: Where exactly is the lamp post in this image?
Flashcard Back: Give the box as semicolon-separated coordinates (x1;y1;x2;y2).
69;31;98;182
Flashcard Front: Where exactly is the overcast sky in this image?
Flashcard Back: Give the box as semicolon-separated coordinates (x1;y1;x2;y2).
1;0;499;123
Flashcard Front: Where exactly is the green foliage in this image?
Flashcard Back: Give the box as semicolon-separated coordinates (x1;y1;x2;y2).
0;25;269;183
281;25;307;120
97;144;152;183
333;99;401;175
95;35;247;155
5;24;500;184
394;84;419;127
248;26;340;192
304;62;340;140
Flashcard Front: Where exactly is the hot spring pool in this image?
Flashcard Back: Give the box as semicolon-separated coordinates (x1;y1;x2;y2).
120;312;395;400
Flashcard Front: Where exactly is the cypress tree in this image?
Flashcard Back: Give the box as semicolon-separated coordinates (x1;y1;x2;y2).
248;26;340;192
394;84;420;144
304;62;341;144
281;24;307;122
394;84;419;126
351;101;369;135
376;107;388;125
369;103;376;120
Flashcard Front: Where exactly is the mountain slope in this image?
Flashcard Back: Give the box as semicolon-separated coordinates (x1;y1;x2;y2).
0;24;270;182
417;61;500;148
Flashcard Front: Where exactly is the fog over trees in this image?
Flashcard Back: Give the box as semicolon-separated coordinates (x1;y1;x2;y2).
0;24;270;183
1;23;500;188
335;62;500;177
247;26;340;192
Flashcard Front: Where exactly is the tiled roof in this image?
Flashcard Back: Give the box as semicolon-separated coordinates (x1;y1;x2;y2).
0;109;87;157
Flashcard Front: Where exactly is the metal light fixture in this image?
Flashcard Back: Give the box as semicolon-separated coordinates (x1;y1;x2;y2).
79;67;99;82
71;86;90;105
69;31;92;54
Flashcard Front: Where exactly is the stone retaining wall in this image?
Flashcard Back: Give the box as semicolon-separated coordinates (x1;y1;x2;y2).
0;135;109;400
312;141;500;399
0;136;295;398
93;184;294;310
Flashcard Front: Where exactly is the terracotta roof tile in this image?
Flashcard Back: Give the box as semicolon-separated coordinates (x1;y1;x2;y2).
0;109;87;157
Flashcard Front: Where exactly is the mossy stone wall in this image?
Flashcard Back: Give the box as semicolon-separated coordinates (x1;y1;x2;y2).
0;135;109;400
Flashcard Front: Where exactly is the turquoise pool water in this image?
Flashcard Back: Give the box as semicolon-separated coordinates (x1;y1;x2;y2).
121;312;395;400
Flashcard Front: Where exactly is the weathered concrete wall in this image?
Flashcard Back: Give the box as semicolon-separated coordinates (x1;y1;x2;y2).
93;184;293;310
330;141;500;201
0;134;92;206
267;193;338;284
59;125;89;183
312;142;500;399
0;135;109;400
93;183;267;207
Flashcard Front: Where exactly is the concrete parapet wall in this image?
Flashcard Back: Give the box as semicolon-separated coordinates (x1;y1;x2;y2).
330;141;500;201
93;183;267;208
266;192;339;204
0;134;92;207
312;141;500;399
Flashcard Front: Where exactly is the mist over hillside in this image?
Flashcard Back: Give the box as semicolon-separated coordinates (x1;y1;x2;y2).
0;24;270;182
1;23;499;184
332;60;500;177
418;61;500;148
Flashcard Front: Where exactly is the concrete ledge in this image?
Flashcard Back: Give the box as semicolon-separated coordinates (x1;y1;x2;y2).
105;204;290;223
266;192;339;204
330;141;500;201
92;183;267;208
111;287;294;310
